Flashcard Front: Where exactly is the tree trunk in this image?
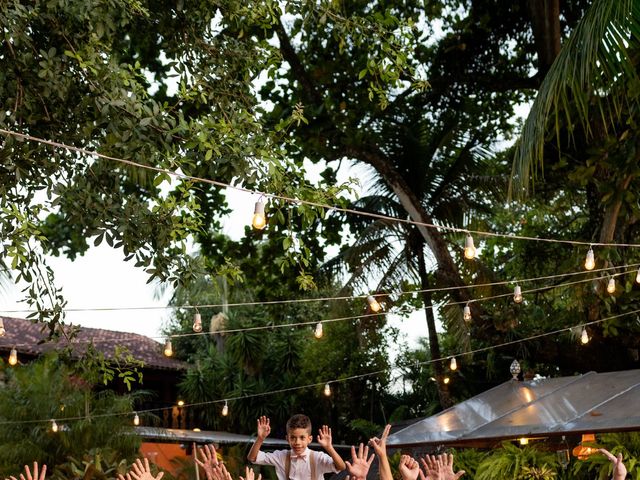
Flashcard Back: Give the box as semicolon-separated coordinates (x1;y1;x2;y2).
527;0;561;77
417;238;453;408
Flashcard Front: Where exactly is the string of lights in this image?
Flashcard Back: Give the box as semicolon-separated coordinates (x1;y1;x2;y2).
2;263;639;353
1;261;637;316
0;307;637;428
3;128;640;249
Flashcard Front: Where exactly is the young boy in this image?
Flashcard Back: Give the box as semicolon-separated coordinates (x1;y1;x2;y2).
247;414;346;480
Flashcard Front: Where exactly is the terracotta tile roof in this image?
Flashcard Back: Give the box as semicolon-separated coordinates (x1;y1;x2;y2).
0;316;187;371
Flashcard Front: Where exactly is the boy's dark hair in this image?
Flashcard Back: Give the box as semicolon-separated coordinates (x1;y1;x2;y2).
286;414;312;434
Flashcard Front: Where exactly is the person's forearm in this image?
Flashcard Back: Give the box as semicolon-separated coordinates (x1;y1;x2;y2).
377;453;393;480
325;446;346;471
247;438;264;462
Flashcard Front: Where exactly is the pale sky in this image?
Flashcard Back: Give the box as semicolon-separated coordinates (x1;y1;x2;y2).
0;160;429;349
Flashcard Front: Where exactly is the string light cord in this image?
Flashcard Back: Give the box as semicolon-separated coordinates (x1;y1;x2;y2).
3;128;640;249
2;264;639;349
2;261;638;316
0;307;638;427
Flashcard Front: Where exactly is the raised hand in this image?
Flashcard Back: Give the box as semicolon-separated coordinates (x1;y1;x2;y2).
398;455;420;480
420;453;465;480
195;443;219;480
346;443;374;480
317;425;333;450
7;462;47;480
118;458;164;480
210;463;232;480
239;466;262;480
369;424;391;458
599;448;627;480
257;416;271;440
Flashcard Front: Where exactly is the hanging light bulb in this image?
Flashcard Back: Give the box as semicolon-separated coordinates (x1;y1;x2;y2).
0;318;5;337
252;199;267;230
463;303;472;321
513;285;523;303
323;383;331;396
8;347;17;366
606;277;616;294
367;295;382;313
222;400;229;416
510;359;521;380
519;438;529;445
314;322;323;339
636;267;640;284
450;357;458;371
580;327;590;344
133;412;140;426
463;234;476;260
177;399;185;407
443;377;450;384
193;312;203;333
51;419;59;433
584;247;595;270
163;339;173;357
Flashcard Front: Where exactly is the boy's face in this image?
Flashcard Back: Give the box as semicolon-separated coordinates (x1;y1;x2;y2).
287;427;313;455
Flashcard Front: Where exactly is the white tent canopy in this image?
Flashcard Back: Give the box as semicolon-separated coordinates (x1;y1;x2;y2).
387;369;640;448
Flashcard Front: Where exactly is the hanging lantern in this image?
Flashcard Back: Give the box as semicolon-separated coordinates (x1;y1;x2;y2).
510;359;521;380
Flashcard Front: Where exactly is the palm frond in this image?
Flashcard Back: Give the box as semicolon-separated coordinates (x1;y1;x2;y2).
511;0;640;197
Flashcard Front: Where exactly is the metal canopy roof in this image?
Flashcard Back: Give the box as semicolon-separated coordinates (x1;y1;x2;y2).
387;369;640;448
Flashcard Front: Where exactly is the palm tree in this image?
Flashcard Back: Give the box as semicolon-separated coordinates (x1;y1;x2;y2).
325;108;503;408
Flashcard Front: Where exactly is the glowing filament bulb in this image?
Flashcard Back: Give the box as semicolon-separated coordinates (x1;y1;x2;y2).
636;267;640;284
606;277;616;294
0;318;5;337
163;339;173;357
450;357;457;371
367;295;381;313
584;248;595;270
193;312;203;333
464;234;476;260
252;199;267;230
443;377;450;385
8;347;17;366
513;285;523;303
133;412;140;426
519;438;529;445
177;400;185;407
581;327;589;344
323;383;331;396
314;322;323;339
463;304;471;321
222;401;229;416
51;419;58;433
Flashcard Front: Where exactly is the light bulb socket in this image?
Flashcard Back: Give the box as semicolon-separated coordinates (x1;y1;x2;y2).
253;200;265;215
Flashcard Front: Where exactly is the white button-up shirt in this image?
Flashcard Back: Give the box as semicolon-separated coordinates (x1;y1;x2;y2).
254;448;337;480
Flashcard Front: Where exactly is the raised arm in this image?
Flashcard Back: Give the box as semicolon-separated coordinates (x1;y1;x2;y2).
599;448;627;480
248;416;271;463
318;425;346;471
195;443;220;480
399;455;420;480
369;424;392;480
